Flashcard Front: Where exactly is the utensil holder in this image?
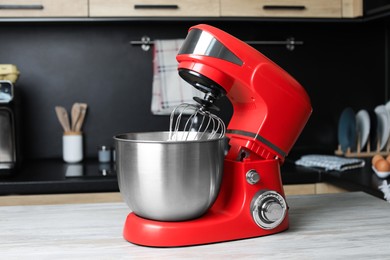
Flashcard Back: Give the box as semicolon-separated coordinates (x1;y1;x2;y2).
63;131;83;163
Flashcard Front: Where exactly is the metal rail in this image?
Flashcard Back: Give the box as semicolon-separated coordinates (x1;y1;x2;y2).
130;36;303;51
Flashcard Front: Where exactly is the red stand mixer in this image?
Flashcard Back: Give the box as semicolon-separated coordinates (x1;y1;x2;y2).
117;24;312;247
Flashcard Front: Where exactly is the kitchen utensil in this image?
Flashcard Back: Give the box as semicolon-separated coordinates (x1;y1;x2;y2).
0;81;18;172
115;131;225;221
168;102;225;141
74;103;87;132
118;24;312;247
55;106;70;132
63;132;83;163
70;103;81;132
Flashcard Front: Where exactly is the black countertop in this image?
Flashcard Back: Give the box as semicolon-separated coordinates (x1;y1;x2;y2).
322;161;386;199
283;157;385;199
0;157;386;200
0;159;118;195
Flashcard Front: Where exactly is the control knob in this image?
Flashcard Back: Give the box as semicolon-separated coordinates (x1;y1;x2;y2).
250;190;287;229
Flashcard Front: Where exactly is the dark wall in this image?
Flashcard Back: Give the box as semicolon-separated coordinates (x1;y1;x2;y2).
0;19;387;159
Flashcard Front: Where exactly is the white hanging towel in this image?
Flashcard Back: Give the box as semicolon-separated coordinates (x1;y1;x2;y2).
151;39;203;115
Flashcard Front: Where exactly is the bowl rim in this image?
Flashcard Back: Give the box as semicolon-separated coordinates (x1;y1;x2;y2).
113;131;226;144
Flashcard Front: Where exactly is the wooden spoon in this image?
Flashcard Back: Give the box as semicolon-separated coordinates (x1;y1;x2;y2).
74;103;88;132
55;106;71;132
71;103;81;131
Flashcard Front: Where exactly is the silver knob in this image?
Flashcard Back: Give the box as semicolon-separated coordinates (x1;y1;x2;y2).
250;190;287;229
262;200;284;222
246;169;260;184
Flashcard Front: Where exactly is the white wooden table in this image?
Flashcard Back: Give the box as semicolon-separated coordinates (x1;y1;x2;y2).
1;192;390;259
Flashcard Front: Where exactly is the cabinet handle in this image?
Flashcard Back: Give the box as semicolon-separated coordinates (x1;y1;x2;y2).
134;4;179;10
0;4;44;10
263;5;306;11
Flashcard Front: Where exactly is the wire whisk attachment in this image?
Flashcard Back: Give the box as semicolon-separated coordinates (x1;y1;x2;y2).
168;103;226;141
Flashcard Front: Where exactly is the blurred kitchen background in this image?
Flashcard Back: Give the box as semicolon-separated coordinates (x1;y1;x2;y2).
1;18;387;161
0;1;387;161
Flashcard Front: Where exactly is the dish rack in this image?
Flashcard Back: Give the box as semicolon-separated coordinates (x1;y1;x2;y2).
335;138;390;157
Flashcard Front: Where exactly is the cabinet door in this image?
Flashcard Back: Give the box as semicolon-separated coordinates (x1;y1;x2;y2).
221;0;342;18
342;0;362;18
90;0;220;17
0;0;88;17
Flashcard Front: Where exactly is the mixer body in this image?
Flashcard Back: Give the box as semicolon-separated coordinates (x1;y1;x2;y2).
124;158;288;247
122;24;312;247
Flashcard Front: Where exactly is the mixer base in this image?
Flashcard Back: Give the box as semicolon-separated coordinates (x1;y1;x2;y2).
123;210;288;247
123;158;289;247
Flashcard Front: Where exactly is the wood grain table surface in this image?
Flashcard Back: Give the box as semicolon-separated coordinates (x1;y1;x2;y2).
1;192;389;259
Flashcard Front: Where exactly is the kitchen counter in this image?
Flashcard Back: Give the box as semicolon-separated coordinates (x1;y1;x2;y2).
1;192;390;258
0;157;386;200
0;158;322;195
0;159;118;195
288;157;386;199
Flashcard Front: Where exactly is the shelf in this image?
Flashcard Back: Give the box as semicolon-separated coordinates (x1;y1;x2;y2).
0;16;367;23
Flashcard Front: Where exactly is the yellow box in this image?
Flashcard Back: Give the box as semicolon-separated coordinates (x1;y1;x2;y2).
0;64;20;84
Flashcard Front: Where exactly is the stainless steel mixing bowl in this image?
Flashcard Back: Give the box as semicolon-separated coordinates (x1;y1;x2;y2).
114;131;226;221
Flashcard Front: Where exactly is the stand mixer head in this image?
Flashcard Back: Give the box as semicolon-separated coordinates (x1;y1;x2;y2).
177;24;312;162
